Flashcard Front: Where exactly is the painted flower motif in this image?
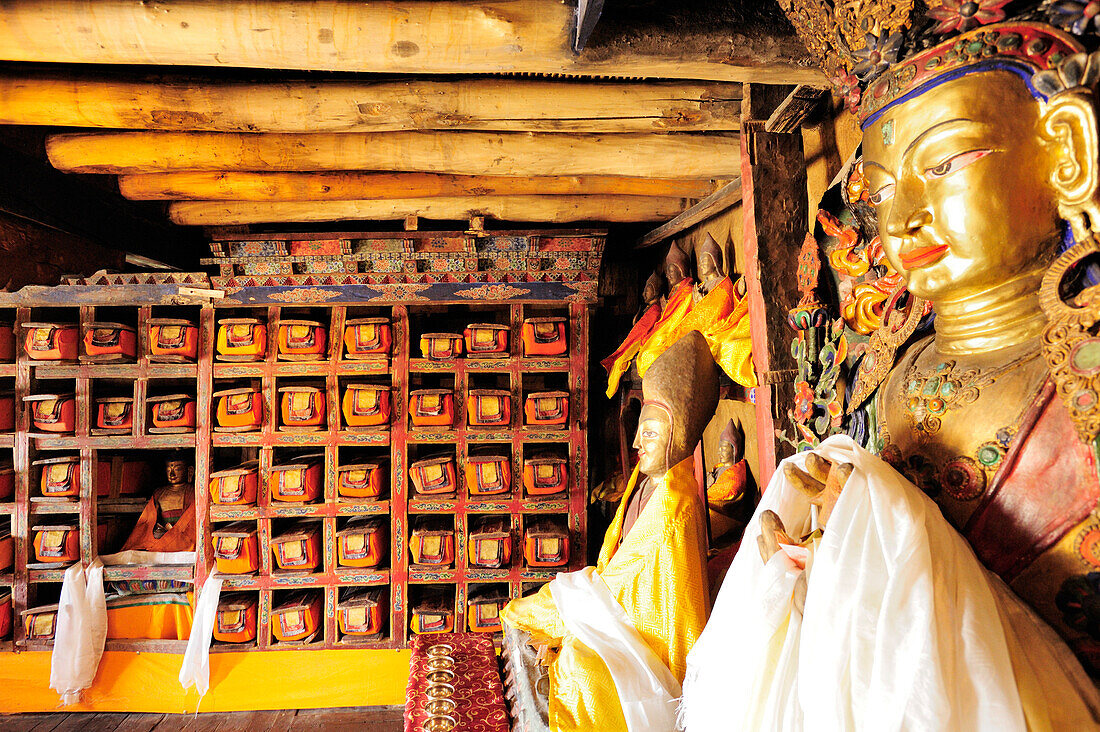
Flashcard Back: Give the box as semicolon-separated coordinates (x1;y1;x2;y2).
830;70;862;113
851;32;903;81
927;0;1012;34
793;380;815;422
1046;0;1100;35
846;162;871;203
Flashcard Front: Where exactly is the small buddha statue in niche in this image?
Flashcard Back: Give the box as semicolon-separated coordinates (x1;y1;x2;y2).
501;331;714;732
707;418;751;505
121;453;196;553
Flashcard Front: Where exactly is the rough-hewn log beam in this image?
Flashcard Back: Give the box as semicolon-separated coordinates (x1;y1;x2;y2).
47;131;741;178
167;195;687;226
0;72;742;133
635;179;742;248
118;171;719;202
765;85;829;133
0;0;823;84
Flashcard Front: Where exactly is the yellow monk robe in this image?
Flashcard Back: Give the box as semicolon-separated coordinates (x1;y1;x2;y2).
673;276;756;388
601;302;662;399
500;456;710;732
634;280;695;380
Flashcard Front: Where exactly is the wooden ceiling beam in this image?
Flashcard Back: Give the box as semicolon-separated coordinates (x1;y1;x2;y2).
46;131;741;178
167;196;689;226
118;171;720;202
0;72;742;134
0;0;824;84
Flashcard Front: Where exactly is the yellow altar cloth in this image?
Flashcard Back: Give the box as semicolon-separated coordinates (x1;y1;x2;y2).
500;456;710;732
0;649;409;712
105;592;194;641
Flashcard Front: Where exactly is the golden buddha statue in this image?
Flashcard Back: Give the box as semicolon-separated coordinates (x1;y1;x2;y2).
776;0;1100;674
501;331;714;731
121;454;196;553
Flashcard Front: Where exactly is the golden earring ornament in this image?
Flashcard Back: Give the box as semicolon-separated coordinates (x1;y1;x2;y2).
848;285;929;412
1041;230;1100;444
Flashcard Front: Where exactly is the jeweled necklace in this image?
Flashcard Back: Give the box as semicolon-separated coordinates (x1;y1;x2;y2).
901;341;1042;436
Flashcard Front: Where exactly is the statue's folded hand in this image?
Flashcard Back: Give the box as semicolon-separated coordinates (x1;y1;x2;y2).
783;454;853;528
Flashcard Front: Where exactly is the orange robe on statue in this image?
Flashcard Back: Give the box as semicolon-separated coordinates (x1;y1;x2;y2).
634;280;695;380
601;302;662;399
673;276;757;387
121;488;196;553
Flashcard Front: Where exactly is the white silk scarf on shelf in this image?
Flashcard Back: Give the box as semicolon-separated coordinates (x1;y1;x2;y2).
49;550;196;705
50;559;106;706
550;567;682;732
179;571;223;701
679;435;1100;732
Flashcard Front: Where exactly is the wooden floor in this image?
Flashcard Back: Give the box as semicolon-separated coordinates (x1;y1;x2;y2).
0;706;406;732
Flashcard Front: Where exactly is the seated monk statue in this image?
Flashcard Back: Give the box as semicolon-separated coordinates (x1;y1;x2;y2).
706;417;754;513
121;453;196;553
601;269;665;398
634;245;695;377
695;232;726;297
767;0;1100;678
671;234;756;388
500;330;715;732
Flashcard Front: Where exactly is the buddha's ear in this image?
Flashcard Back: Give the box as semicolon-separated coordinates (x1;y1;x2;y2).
1042;92;1100;238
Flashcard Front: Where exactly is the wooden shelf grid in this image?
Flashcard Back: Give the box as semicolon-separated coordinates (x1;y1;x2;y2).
0;227;601;653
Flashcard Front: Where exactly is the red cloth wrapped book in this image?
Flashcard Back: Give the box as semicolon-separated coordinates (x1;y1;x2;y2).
404;632;509;732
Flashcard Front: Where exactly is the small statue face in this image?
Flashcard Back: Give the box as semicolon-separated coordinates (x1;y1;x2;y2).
862;71;1061;302
633;403;673;478
165;460;191;486
697;252;721;283
642;273;662;304
664;261;689;288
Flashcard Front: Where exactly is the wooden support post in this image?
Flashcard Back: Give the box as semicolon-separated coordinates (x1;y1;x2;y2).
46;130;742;178
740;85;806;486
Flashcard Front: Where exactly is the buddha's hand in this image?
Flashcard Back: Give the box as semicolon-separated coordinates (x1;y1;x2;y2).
756;510;809;615
527;631;561;665
783;452;853;528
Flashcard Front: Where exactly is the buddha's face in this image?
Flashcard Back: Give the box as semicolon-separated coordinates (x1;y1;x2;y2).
166;460;191;486
633;403;672;479
862;71;1062;302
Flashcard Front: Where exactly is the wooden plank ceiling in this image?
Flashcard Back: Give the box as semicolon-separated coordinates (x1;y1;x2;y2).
0;0;825;228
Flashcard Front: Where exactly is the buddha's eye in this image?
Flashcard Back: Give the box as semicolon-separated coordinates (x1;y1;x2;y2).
926;149;991;178
869;182;895;206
